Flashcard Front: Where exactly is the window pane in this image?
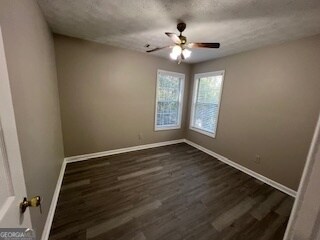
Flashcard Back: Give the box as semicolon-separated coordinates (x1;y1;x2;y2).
155;71;184;129
192;73;224;135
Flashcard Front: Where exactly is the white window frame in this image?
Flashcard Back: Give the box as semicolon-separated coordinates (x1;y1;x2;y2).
189;70;225;138
154;69;185;131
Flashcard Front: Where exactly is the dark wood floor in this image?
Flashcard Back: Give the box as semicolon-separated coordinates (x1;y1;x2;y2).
49;143;294;240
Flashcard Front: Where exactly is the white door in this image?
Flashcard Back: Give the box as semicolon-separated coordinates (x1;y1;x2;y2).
0;26;32;228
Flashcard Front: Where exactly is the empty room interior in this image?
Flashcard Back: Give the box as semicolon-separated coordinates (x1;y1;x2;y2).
1;0;320;240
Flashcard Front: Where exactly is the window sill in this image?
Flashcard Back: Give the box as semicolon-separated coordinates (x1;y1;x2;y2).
189;126;216;138
155;125;181;131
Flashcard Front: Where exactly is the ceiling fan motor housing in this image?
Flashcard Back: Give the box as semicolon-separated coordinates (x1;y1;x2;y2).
179;35;187;45
177;22;186;33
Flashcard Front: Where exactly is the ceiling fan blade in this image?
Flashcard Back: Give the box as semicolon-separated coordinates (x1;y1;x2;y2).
165;32;181;44
146;46;170;53
188;43;220;48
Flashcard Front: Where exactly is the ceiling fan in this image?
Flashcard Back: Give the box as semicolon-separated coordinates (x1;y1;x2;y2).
146;22;220;63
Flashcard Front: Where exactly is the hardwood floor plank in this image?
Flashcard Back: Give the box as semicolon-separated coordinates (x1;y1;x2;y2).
65;161;110;174
250;191;286;220
132;232;146;240
86;200;162;239
275;197;294;216
212;197;256;231
118;166;163;180
137;152;170;162
61;179;90;190
258;215;288;240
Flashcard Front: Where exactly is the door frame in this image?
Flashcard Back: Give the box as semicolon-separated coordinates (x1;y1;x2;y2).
284;113;320;239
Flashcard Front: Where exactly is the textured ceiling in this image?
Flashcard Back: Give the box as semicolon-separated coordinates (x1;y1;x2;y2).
37;0;320;63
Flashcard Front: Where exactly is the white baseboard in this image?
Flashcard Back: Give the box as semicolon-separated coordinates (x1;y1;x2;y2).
41;159;67;240
65;139;184;163
183;139;297;198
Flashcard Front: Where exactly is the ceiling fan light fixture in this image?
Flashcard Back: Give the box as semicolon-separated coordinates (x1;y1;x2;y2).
146;23;220;63
172;45;182;55
170;52;178;60
182;49;191;58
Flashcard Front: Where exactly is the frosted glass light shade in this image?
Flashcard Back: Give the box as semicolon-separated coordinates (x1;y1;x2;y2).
172;45;182;55
170;52;178;60
182;49;191;58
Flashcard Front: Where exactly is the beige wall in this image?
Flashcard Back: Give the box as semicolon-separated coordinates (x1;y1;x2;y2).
54;35;190;157
0;0;64;236
186;35;320;190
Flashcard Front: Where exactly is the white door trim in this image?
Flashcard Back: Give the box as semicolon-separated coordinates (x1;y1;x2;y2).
0;26;31;227
283;113;320;239
41;160;67;240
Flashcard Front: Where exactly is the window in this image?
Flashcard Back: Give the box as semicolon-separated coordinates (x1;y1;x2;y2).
190;70;225;138
155;70;185;131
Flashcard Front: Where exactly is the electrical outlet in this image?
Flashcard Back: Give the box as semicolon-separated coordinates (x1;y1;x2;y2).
254;154;261;164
